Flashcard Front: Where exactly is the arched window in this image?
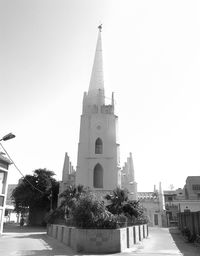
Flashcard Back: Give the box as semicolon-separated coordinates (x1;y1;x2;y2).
95;138;103;154
93;163;103;188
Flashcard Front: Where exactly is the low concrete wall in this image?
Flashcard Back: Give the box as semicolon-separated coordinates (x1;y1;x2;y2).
47;224;148;253
134;225;140;244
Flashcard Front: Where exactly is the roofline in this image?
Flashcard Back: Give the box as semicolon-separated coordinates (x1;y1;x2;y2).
0;154;11;164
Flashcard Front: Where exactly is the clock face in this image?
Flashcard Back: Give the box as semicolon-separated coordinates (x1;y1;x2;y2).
97;125;101;130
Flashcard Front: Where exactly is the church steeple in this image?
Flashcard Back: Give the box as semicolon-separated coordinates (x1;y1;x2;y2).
76;26;120;191
88;25;104;97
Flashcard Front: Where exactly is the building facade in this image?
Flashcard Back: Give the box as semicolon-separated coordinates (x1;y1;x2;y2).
0;153;11;234
138;182;166;227
164;176;200;226
184;176;200;200
4;184;19;224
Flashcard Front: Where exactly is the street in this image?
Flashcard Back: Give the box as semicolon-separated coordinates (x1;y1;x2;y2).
1;224;200;256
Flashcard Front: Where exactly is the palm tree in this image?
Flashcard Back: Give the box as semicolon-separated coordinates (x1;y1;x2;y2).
59;185;88;217
105;187;129;215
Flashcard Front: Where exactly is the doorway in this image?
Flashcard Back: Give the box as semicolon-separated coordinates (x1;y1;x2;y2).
154;214;159;225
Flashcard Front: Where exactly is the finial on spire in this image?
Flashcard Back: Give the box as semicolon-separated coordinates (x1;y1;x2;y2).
88;24;104;97
98;24;102;32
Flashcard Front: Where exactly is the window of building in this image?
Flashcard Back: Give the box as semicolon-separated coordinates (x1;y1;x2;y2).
4;209;8;216
192;184;200;191
93;163;103;188
168;211;173;220
0;172;5;194
167;196;173;201
95;138;103;154
154;214;158;225
0;196;4;207
185;188;189;199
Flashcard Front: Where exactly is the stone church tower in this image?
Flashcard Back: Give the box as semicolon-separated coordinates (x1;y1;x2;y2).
76;27;121;192
59;26;137;200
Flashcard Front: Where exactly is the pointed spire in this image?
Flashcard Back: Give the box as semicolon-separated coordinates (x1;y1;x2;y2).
128;152;135;181
88;25;104;95
158;181;165;211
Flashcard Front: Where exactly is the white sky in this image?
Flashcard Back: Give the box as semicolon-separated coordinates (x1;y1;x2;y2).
1;0;200;192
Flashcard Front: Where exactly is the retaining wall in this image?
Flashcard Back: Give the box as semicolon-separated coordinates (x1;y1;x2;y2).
47;224;148;253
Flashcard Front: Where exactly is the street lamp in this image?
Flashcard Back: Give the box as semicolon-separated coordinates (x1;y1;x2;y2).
0;133;15;235
0;133;15;142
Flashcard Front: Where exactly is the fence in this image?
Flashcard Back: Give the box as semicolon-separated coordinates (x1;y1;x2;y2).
178;211;200;236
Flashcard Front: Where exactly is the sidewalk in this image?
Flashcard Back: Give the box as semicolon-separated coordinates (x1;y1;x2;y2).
127;227;182;256
128;227;200;256
1;223;75;256
1;224;200;256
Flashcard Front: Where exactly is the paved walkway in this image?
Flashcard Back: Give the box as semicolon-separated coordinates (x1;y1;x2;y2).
127;227;200;256
1;224;75;256
1;224;200;256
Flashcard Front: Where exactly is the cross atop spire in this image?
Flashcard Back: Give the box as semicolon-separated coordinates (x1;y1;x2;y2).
88;26;104;96
98;24;102;32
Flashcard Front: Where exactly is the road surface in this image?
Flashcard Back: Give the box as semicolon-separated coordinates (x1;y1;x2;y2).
1;224;200;256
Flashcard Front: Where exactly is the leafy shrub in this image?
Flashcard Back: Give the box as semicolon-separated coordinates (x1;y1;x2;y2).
71;193;125;229
72;193;104;228
93;212;118;229
48;187;148;229
65;217;75;227
182;226;196;242
59;185;89;218
45;207;65;224
105;188;148;225
105;187;129;215
116;214;127;228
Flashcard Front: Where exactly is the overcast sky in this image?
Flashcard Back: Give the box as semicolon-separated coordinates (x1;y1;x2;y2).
1;0;200;191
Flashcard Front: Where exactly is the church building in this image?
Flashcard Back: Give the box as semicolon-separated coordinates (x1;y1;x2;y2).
59;26;137;200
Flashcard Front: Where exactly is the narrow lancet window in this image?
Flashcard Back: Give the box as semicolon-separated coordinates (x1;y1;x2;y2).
95;138;103;154
93;163;103;188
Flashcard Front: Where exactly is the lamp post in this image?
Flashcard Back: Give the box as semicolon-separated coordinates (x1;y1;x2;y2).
0;133;15;142
0;133;15;235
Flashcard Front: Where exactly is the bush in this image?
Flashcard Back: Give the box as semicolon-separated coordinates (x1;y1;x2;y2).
71;193;125;229
65;217;75;227
93;212;118;229
72;193;104;228
105;188;148;225
182;226;196;243
45;207;65;224
116;214;127;228
48;187;148;229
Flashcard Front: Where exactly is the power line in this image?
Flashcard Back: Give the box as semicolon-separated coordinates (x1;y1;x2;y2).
0;142;44;194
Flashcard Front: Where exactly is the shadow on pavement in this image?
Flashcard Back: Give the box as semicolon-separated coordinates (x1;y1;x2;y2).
3;223;46;233
169;227;200;256
1;225;77;256
12;233;77;256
